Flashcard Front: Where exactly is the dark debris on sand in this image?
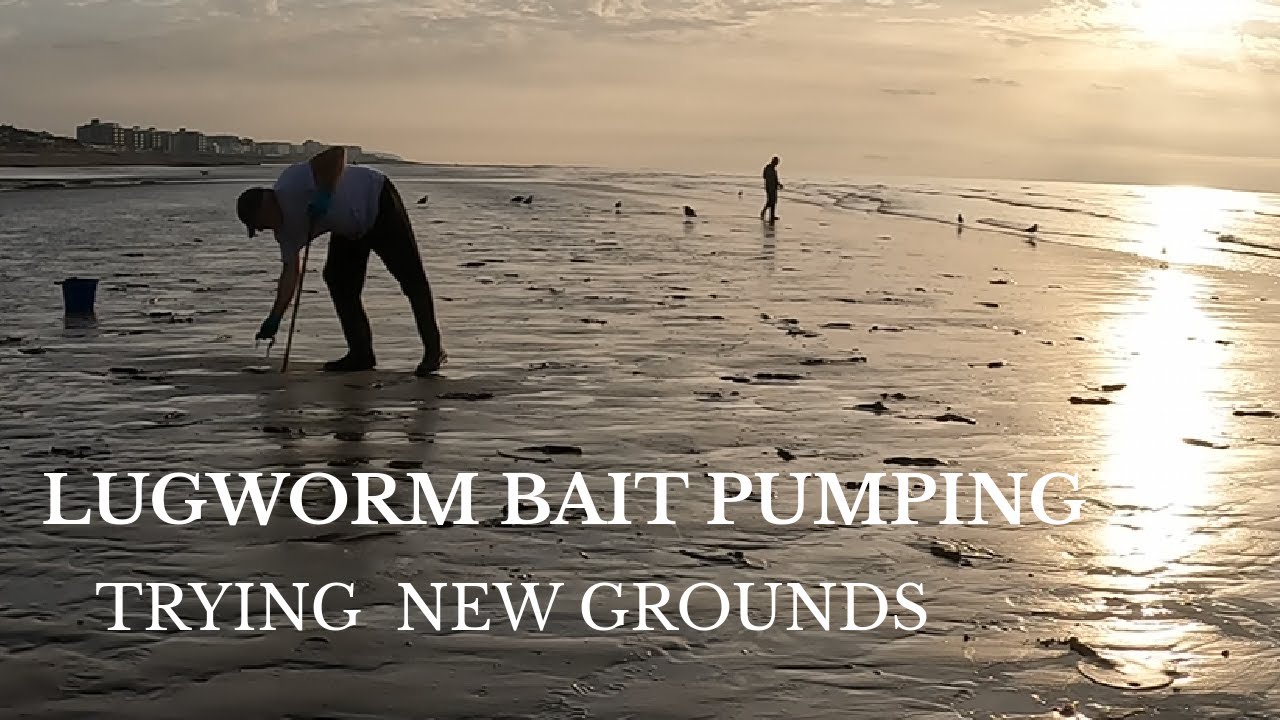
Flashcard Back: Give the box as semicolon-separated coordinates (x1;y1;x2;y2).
1037;636;1111;665
1069;396;1112;405
328;458;369;468
853;400;893;415
800;356;867;366
438;391;494;401
924;539;1004;567
1183;438;1230;450
496;450;552;464
49;444;108;459
755;372;804;381
679;548;766;570
884;456;950;467
518;445;583;456
260;425;305;438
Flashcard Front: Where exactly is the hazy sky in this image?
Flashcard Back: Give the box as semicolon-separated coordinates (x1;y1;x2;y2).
4;0;1280;189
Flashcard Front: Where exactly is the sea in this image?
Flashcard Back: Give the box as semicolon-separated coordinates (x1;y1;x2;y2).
4;163;1278;276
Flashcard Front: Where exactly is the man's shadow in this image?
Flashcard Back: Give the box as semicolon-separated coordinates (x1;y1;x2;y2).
245;372;446;610
254;371;444;524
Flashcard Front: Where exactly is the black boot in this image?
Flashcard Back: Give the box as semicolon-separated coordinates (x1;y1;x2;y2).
323;352;376;372
414;348;448;377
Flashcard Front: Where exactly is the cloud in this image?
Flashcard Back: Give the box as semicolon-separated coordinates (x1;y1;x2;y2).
8;0;1280;190
972;76;1021;86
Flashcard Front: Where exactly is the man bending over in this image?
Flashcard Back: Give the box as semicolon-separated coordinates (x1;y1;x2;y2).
236;146;446;376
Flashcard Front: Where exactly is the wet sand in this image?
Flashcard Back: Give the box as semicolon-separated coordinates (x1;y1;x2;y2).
3;172;1280;718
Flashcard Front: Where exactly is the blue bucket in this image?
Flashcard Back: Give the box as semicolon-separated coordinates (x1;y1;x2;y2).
62;277;99;316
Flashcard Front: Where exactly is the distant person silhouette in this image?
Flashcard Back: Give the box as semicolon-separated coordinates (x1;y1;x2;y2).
761;156;782;222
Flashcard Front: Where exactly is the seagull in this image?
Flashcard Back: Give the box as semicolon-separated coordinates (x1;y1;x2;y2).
417;195;429;205
1026;223;1038;232
683;206;697;218
522;195;533;205
510;195;524;203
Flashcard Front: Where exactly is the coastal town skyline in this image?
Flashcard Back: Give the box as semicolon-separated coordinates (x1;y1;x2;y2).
0;117;403;165
73;117;374;160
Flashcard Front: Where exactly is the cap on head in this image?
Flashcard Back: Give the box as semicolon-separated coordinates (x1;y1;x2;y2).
771;156;780;164
236;187;269;237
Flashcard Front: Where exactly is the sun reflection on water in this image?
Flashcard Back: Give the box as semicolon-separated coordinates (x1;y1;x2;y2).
1128;185;1258;266
1099;266;1226;577
1093;202;1242;670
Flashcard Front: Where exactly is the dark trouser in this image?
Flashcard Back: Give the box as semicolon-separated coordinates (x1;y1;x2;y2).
762;187;778;220
322;179;442;359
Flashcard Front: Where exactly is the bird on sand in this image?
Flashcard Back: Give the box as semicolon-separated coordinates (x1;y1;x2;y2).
683;206;697;218
417;195;429;205
522;195;533;205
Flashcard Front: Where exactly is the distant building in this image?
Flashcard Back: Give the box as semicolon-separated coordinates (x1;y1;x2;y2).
76;118;122;148
122;127;169;153
172;128;207;155
256;141;293;157
142;128;172;153
206;134;250;154
302;139;324;156
124;127;142;152
0;125;77;149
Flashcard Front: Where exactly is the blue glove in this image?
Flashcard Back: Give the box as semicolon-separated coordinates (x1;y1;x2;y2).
256;314;282;340
307;190;333;222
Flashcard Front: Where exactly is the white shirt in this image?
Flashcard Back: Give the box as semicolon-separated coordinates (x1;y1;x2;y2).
272;162;386;261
